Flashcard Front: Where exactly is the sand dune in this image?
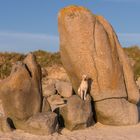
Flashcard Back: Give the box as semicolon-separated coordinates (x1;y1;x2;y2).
0;122;140;140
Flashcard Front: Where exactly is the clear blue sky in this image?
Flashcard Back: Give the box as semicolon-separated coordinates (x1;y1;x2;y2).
0;0;140;53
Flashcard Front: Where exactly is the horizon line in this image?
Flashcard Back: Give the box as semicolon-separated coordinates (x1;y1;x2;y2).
0;31;139;53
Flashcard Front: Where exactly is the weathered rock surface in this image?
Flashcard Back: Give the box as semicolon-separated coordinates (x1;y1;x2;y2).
46;65;70;81
47;94;65;111
58;5;139;125
0;99;5;116
42;97;51;112
136;77;140;89
42;79;72;111
41;67;48;78
0;53;42;128
0;117;13;132
47;95;65;106
24;112;58;135
60;95;93;130
42;79;56;97
95;98;138;125
58;5;139;103
56;81;73;98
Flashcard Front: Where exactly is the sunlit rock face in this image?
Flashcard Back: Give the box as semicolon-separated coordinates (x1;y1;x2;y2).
58;5;139;125
0;53;42;128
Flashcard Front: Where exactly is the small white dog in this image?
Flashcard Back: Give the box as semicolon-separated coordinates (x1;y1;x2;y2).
78;75;88;100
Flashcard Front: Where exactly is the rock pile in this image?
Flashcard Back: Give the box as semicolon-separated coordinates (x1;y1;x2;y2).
42;79;73;111
0;53;58;135
0;52;93;134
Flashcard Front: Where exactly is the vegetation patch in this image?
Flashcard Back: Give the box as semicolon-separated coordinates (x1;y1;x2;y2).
124;46;140;79
0;46;140;79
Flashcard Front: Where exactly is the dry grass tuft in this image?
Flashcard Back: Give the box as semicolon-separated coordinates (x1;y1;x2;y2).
0;46;139;79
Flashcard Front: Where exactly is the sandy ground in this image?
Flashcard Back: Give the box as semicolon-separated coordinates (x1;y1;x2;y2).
0;122;140;140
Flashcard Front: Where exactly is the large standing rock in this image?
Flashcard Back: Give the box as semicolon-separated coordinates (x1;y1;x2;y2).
58;6;139;125
0;53;42;128
60;95;93;130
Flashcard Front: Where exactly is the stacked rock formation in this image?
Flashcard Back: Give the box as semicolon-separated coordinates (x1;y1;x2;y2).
42;78;94;130
0;51;92;133
58;5;139;125
0;53;58;135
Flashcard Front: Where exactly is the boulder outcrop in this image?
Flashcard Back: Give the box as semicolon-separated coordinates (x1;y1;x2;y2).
95;98;138;125
0;53;42;129
58;5;139;125
60;95;93;130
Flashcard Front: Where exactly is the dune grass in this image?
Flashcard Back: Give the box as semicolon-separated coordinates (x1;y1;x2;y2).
0;50;62;79
124;46;140;80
